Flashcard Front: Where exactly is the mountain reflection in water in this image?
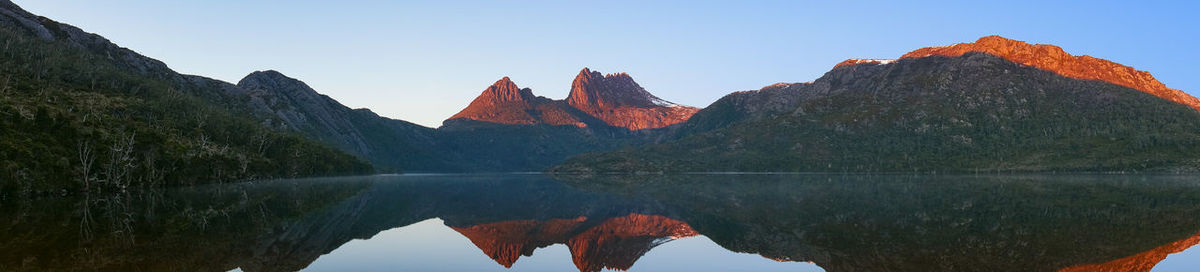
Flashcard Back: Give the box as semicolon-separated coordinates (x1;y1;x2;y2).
1;174;1199;272
451;214;699;271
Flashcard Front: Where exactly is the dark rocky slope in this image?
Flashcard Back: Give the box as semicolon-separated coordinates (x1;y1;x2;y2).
236;70;459;172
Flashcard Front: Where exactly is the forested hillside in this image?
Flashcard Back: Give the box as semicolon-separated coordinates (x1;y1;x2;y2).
0;3;370;193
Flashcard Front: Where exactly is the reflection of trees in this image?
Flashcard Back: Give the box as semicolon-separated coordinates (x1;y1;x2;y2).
558;174;1200;272
3;174;1199;272
0;178;372;271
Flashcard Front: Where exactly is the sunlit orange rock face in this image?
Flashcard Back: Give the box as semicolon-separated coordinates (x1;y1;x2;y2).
568;68;701;130
450;217;587;267
445;68;699;130
833;58;895;69
450;214;699;272
447;77;591;127
1058;230;1200;272
897;35;1200;112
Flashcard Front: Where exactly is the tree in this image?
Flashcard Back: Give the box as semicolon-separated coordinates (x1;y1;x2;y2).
77;140;95;191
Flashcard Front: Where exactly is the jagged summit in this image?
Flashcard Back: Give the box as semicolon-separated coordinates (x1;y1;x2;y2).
481;77;536;104
445;69;700;130
450;214;698;272
446;77;590;127
563;68;701;130
568;68;675;110
899;35;1200;112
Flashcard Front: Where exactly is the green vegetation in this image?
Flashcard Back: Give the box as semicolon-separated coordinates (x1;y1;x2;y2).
0;26;370;193
0;178;372;271
437;120;642;172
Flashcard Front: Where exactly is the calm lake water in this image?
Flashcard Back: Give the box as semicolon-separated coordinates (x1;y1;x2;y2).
2;174;1199;272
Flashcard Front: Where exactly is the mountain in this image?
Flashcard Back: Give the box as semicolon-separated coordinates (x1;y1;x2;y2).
1059;230;1200;272
0;0;587;177
234;70;637;173
451;214;698;272
567;68;701;130
236;70;461;172
0;0;370;191
900;35;1200;112
554;36;1200;173
446;77;602;128
445;68;699;130
436;69;699;172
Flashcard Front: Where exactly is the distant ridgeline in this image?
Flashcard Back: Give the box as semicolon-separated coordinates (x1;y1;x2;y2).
554;36;1200;173
4;0;1200;192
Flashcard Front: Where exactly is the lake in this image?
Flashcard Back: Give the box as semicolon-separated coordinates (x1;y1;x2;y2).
2;174;1199;272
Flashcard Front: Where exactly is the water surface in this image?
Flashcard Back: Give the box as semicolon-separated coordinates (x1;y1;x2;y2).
2;174;1198;272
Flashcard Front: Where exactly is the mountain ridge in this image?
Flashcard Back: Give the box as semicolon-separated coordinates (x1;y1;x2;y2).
235;70;458;172
447;77;597;128
554;36;1200;173
445;68;700;131
895;35;1200;112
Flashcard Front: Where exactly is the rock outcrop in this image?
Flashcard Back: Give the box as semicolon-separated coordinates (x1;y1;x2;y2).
450;214;698;272
833;59;896;69
1058;230;1200;272
898;35;1200;112
568;68;701;130
450;217;587;268
447;77;595;127
445;68;699;130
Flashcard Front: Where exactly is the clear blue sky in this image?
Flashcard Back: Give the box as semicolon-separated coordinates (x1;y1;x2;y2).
14;0;1199;127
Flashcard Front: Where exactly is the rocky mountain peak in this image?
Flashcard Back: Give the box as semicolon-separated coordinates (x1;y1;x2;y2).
568;68;664;110
239;70;294;86
563;68;701;130
445;69;700;130
481;76;534;103
446;77;562;126
450;214;698;272
237;70;322;98
900;35;1200;112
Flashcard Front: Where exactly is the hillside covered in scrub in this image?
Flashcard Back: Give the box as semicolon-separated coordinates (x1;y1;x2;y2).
554;37;1200;173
